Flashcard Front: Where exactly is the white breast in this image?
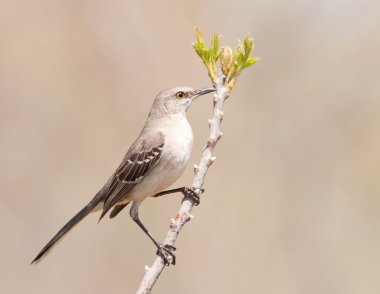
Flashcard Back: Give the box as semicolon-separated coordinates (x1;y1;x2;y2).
162;116;193;166
127;115;193;203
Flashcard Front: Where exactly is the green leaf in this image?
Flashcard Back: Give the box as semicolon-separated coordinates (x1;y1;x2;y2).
211;33;220;61
243;57;259;69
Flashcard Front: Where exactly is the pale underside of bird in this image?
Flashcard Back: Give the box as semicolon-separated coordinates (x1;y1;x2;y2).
32;86;215;266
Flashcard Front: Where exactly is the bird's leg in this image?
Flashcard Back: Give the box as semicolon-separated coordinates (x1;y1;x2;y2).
129;203;176;266
153;187;203;206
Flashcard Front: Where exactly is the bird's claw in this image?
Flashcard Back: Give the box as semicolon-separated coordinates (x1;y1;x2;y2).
156;244;176;266
183;187;203;206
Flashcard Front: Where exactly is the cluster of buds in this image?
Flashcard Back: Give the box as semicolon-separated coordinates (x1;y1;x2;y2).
193;28;259;91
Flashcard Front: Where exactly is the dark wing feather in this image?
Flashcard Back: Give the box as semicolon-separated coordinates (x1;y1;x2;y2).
98;133;164;220
109;203;130;218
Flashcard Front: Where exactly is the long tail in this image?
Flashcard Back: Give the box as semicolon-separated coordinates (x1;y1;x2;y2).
31;195;102;264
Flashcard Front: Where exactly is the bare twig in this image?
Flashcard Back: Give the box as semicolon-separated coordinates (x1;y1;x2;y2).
136;72;228;294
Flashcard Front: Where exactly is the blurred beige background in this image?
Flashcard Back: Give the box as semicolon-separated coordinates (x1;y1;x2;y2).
1;0;379;293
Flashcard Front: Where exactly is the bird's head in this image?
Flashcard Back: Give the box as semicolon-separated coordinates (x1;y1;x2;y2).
150;86;216;116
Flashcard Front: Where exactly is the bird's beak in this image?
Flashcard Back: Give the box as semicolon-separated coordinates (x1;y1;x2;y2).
192;87;216;99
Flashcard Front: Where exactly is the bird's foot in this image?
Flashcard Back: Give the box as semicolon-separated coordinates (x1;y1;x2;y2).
156;244;176;266
182;187;203;206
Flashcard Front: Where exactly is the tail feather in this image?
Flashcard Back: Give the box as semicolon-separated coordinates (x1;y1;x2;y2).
31;199;100;264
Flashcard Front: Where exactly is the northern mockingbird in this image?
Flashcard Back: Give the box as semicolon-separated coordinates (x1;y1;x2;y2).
32;86;215;266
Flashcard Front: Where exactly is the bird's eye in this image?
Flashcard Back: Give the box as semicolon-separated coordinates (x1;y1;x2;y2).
176;91;185;99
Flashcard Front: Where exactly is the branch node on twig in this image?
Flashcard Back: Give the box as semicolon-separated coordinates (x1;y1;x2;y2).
207;139;216;148
219;110;224;120
174;211;192;224
194;188;202;194
169;218;176;229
